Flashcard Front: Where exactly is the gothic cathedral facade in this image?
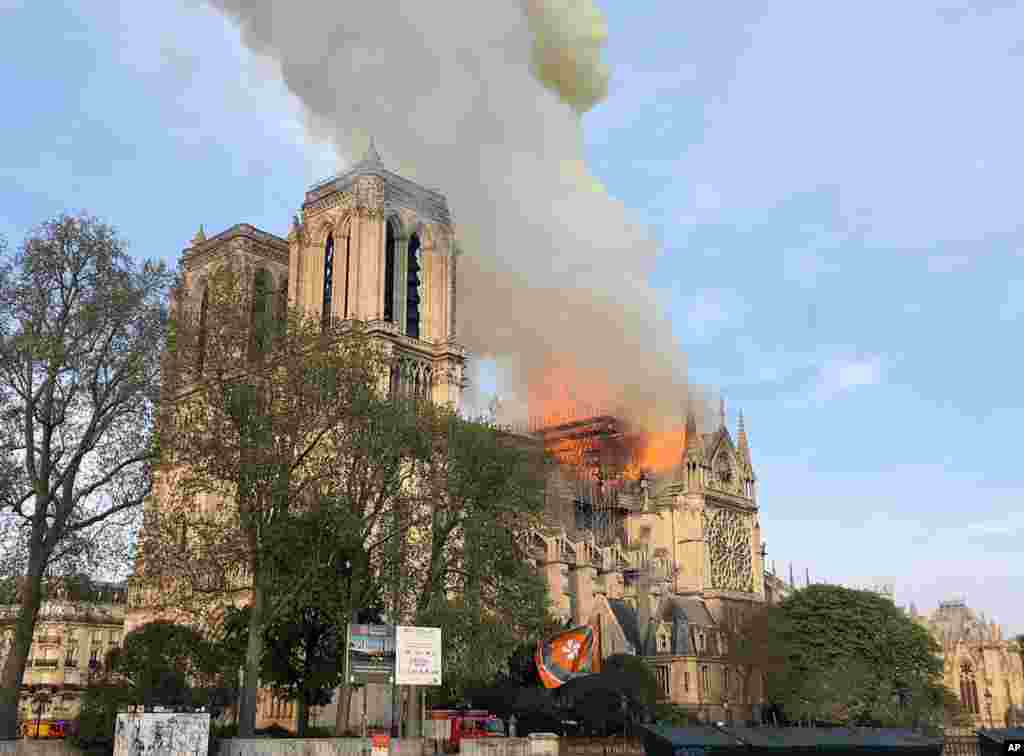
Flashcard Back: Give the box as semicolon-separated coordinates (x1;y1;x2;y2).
530;408;769;723
125;144;465;729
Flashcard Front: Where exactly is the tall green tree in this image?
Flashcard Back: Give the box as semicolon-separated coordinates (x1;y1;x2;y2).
760;585;946;728
110;620;239;713
0;215;171;738
143;259;429;736
398;416;553;708
223;600;343;737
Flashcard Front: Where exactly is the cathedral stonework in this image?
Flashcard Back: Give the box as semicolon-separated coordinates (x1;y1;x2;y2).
529;406;766;722
703;507;754;594
914;600;1024;728
125;144;466;731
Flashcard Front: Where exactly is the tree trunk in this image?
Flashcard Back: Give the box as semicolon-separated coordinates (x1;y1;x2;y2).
334;682;353;736
238;562;266;737
0;553;47;738
296;698;309;737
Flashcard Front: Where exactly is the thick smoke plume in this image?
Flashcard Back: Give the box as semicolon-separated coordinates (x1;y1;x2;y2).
203;0;702;432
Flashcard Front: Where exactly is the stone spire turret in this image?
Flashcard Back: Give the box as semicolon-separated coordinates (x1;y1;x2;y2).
737;410;751;469
685;406;698;440
684;406;703;462
365;136;382;165
191;224;206;246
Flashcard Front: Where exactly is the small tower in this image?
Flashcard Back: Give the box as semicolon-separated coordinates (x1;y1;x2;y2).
294;141;465;405
737;410;751;471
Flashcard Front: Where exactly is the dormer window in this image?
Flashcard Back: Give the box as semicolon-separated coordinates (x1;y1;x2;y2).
322;233;334;329
715;453;733;485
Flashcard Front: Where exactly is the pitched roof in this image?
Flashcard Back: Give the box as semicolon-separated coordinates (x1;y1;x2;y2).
661;596;716;627
607;598;641;653
305;143;452;225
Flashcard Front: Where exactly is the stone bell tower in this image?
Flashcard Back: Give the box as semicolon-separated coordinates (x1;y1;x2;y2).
290;140;465;406
672;403;763;619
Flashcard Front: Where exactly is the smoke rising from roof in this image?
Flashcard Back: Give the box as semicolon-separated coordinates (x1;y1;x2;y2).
204;0;700;431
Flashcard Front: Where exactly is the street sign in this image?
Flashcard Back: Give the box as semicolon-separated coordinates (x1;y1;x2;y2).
395;625;442;686
349;624;395;682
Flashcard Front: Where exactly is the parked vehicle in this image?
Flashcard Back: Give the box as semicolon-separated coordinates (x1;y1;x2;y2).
429;709;504;749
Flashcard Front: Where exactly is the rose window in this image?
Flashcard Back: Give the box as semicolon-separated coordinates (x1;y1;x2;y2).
703;507;753;592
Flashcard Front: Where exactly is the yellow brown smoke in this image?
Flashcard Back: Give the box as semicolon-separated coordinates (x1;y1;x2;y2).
523;0;611;113
199;0;704;435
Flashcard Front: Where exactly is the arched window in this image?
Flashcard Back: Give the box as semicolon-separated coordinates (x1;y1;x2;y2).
961;663;979;714
715;452;733;485
343;229;351;319
406;233;421;339
197;287;208;373
384;222;396;322
389;361;401;398
277;277;288;338
323;233;334;328
250;269;273;357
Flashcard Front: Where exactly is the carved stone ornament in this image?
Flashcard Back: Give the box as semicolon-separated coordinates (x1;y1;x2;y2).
305;191;355;218
712;450;743;495
703;506;754;592
355;176;385;217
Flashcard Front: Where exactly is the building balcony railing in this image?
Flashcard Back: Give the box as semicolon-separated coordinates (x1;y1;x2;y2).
33;659;59;668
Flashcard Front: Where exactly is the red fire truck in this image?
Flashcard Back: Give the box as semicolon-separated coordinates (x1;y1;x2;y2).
428;709;504;750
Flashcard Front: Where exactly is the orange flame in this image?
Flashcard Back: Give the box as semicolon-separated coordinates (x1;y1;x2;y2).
528;359;686;478
526;361;618;427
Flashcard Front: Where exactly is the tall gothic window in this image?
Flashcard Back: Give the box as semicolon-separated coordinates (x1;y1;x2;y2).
384;222;396;322
343;231;351;319
250;269;273;358
197;287;208;373
406;233;421;339
960;663;979;714
323;233;334;328
655;666;670;700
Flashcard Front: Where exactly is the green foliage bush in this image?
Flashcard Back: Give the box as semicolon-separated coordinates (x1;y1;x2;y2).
72;684;136;754
759;585;948;728
71;620;241;751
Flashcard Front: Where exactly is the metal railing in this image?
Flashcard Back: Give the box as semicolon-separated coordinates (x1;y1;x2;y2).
559;737;645;756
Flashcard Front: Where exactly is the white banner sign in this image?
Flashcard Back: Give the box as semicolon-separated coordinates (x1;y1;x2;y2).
395;625;442;686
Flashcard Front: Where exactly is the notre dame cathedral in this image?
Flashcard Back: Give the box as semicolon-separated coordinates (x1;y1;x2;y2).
127;143;777;727
527;405;777;723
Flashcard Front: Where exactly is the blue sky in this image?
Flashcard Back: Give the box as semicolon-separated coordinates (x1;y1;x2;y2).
1;0;1021;635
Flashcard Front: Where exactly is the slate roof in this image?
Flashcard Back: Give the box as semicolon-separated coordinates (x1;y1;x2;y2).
977;728;1024;744
607;598;641;654
641;725;747;754
720;726;944;753
661;596;716;627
